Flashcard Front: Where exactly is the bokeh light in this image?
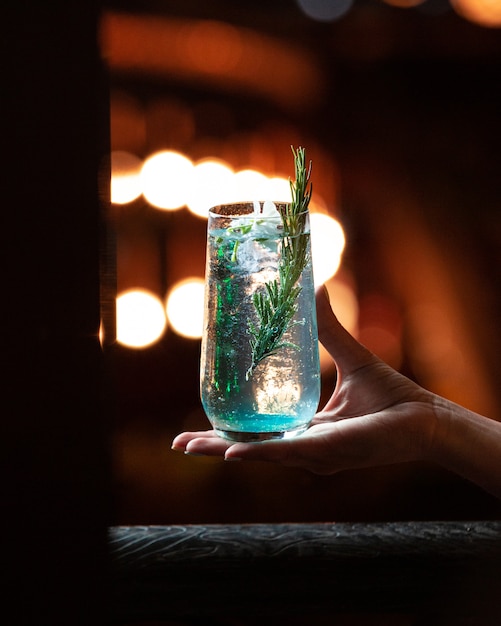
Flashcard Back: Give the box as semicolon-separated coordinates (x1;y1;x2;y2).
166;278;205;339
263;176;292;202
111;150;143;204
186;159;236;218
116;289;167;348
296;0;354;22
185;20;243;74
232;169;270;201
115;151;348;349
310;212;346;285
128;151;332;218
450;0;501;27
141;150;194;210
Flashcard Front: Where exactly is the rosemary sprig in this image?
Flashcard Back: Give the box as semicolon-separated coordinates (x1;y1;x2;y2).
246;146;312;379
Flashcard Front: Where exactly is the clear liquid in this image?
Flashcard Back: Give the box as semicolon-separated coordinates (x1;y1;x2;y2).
200;223;321;441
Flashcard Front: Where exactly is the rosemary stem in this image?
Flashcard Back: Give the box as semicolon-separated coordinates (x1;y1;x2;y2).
246;146;312;378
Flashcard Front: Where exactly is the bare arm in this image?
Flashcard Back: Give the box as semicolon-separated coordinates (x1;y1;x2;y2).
431;396;501;499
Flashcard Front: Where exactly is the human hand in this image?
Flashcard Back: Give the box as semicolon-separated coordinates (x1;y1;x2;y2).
172;287;440;474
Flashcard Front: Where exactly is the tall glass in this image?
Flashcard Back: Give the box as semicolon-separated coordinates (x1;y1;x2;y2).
200;201;321;442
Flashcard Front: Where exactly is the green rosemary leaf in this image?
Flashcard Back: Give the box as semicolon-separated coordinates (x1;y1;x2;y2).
246;146;312;379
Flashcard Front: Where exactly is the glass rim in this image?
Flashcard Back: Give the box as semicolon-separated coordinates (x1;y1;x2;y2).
209;201;309;219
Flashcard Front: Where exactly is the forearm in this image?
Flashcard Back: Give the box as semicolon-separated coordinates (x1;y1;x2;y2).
431;397;501;499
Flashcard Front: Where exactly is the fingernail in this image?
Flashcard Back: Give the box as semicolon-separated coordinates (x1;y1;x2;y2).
184;450;205;457
224;456;242;462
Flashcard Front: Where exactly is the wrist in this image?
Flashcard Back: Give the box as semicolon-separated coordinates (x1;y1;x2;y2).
425;396;501;498
423;393;454;465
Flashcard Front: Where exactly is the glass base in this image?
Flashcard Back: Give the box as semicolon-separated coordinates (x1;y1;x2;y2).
214;424;309;442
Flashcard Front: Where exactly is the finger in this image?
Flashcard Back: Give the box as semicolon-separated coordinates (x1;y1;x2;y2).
184;435;233;457
224;438;294;463
171;430;221;452
316;286;376;374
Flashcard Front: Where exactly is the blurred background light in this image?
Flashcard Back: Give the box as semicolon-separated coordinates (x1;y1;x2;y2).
232;169;271;201
166;278;205;339
116;289;167;348
185;20;243;74
131;154;300;215
186;159;236;218
264;176;293;202
450;0;501;27
101;12;325;113
296;0;355;22
141;150;194;210
310;212;346;285
111;150;143;204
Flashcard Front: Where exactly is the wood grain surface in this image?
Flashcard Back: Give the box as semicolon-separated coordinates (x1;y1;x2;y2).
109;521;501;623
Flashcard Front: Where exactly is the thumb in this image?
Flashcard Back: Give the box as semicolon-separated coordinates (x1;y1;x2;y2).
316;285;375;374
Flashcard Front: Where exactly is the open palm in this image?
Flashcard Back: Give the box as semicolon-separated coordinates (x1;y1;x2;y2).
172;287;441;474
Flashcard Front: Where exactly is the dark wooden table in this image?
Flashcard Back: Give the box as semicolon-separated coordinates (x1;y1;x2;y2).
109;521;501;624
